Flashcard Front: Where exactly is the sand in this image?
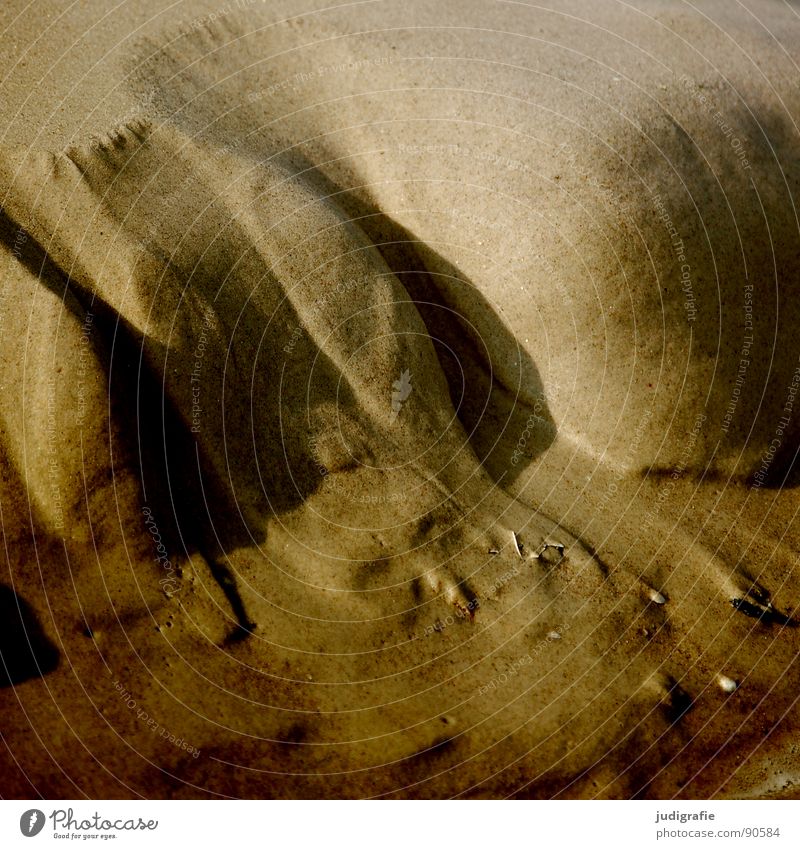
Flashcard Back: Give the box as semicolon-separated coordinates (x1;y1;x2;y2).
0;0;799;798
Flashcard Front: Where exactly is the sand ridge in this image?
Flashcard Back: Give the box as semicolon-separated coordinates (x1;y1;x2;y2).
0;0;799;799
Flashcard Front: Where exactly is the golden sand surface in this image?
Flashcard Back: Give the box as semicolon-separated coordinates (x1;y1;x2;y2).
0;0;799;798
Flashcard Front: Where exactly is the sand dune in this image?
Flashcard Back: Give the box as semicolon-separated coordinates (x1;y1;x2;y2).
0;0;799;798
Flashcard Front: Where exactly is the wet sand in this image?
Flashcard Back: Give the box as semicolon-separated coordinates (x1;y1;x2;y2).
0;0;799;798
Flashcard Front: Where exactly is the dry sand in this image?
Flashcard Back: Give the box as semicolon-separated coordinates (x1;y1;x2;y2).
0;0;799;798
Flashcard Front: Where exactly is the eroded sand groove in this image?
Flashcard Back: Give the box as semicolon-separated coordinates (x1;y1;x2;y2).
0;0;799;799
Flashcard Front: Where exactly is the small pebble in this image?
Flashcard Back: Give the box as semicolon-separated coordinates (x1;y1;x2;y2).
718;675;738;694
538;543;565;565
648;588;667;605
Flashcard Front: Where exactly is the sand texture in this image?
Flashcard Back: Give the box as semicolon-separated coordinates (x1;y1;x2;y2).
0;0;799;798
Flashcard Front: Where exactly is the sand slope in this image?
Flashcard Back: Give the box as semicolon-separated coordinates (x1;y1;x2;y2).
0;0;799;798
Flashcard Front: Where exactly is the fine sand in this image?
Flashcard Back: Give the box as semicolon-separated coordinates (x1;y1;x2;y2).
1;0;799;798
